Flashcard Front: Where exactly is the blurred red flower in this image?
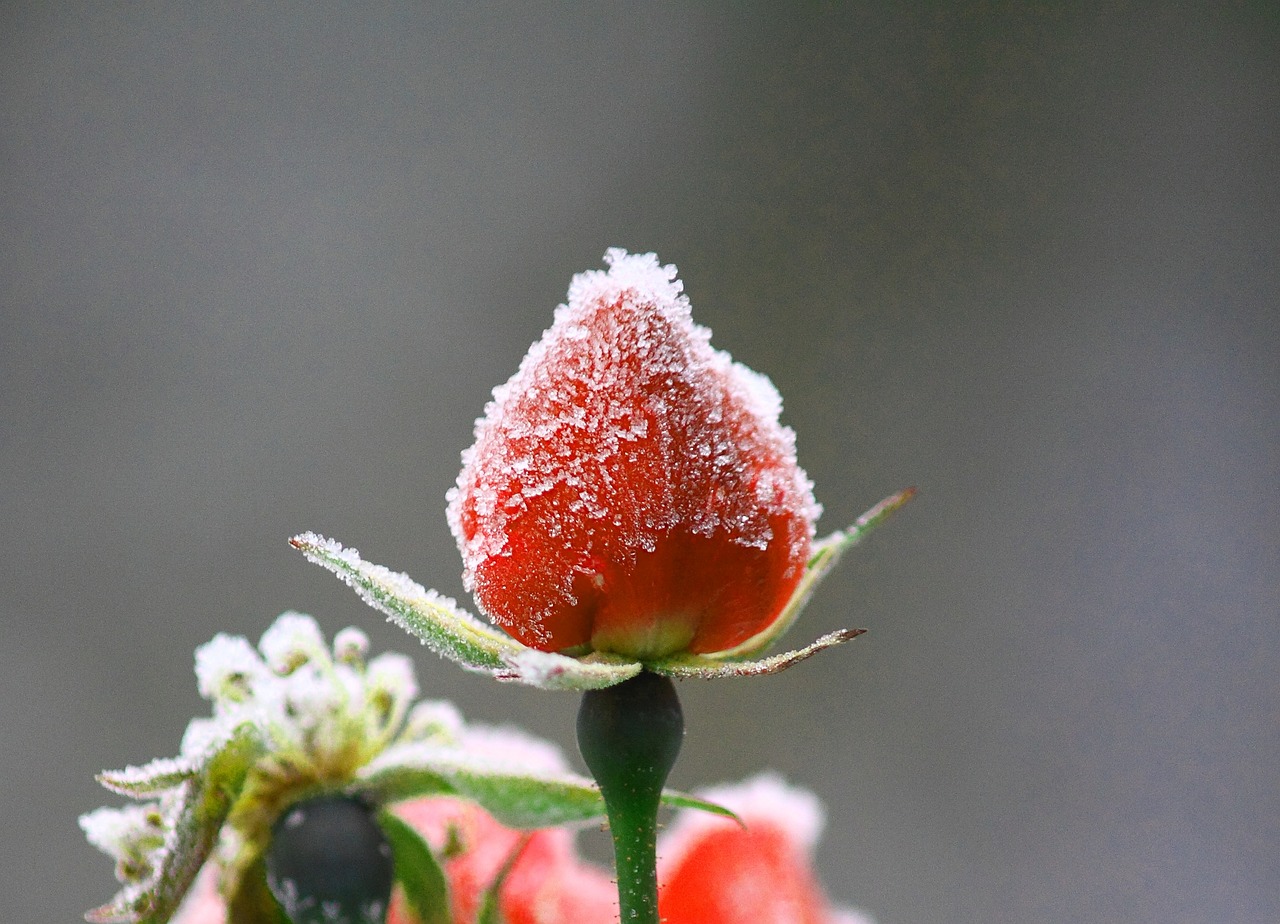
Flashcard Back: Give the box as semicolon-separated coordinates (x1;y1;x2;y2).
447;250;820;659
387;797;617;924
171;776;870;924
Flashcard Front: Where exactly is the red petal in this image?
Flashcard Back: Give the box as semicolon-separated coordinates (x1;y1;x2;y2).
448;251;819;658
659;824;829;924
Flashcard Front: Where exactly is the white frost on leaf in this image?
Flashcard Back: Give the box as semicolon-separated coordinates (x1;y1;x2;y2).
83;612;636;923
97;756;196;797
289;531;649;689
79;803;164;868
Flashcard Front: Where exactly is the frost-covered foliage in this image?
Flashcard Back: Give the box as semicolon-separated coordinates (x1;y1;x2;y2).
292;485;912;688
81;613;727;924
292;250;912;683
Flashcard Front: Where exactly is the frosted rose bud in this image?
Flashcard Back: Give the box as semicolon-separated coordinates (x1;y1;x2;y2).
447;249;820;659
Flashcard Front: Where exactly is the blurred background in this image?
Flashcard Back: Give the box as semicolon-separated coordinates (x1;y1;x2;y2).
2;4;1276;922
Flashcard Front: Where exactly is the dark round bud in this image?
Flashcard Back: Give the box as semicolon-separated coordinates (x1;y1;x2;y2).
266;793;394;924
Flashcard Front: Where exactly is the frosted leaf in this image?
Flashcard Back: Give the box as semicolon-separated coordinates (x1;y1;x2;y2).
85;724;259;924
648;628;866;680
710;487;918;660
290;532;648;689
359;739;731;831
79;803;164;866
97;756;196;797
180;715;250;763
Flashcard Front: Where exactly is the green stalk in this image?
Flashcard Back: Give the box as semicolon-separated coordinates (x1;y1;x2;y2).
576;672;684;924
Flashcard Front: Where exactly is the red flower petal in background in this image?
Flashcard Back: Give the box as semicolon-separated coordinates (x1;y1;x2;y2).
658;775;872;924
389;797;617;924
170;782;870;924
448;250;820;659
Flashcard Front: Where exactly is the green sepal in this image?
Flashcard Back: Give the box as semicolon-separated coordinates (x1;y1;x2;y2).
648;628;867;680
289;533;641;690
714;487;916;660
377;810;451;924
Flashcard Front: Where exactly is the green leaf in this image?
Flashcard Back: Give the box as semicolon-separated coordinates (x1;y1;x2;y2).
290;533;643;690
648;628;867;680
290;532;514;668
358;745;605;829
377;810;452;924
97;757;197;798
657;790;741;823
359;741;737;829
88;723;262;924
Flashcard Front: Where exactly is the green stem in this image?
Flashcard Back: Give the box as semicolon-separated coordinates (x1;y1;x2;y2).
577;671;684;924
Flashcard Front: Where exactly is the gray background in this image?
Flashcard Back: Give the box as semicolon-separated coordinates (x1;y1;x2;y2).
3;4;1277;923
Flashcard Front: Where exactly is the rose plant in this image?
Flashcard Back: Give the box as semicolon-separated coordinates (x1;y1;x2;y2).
83;250;910;924
169;777;871;924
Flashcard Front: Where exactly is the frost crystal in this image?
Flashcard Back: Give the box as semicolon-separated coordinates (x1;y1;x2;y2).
448;249;821;657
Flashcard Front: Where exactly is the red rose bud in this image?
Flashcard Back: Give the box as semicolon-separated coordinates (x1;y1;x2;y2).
447;250;820;660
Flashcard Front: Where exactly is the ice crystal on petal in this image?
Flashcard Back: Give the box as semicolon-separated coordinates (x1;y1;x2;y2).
448;249;821;657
